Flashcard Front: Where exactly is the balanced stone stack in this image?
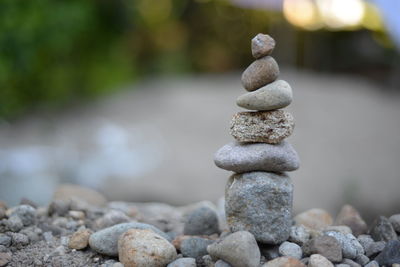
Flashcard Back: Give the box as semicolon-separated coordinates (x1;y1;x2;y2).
214;33;300;245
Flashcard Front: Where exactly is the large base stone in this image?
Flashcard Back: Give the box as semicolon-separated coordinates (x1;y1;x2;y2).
225;172;293;244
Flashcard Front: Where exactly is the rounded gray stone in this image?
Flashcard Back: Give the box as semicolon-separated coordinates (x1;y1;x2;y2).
225;172;293;244
207;231;260;267
236;80;292;111
167;257;196;267
289;225;310;246
241;56;279;92
180;237;214;259
89;222;170;256
369;216;397;242
230;110;294;144
9;205;36;226
324;231;364;259
278;241;302;259
183;206;219;236
214;141;299;173
251;33;275;59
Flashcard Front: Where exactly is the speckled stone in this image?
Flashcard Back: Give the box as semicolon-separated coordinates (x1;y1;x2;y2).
241;56;279;91
278;241;302;259
369;216;397;242
214;141;299;173
308;254;334;267
302;236;342;262
236;80;292;111
225;172;293;244
324;231;364;259
251;33;275;59
230;110;294;144
295;209;333;231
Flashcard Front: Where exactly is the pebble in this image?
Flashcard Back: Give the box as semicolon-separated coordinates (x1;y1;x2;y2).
48;199;70;216
0;252;12;267
324;225;352;235
324;231;364;259
259;244;280;261
167;257;197;267
207;231;260;267
68;228;92;250
53;184;107;206
335;264;350;267
0;246;7;253
302;235;342;262
202;255;215;267
9;232;29;247
251;33;275;59
368;216;397;242
214;141;299;173
389;214;400;232
0;235;10;247
289;225;311;246
295;208;333;231
183;206;219;236
68;210;85;220
308;254;334;267
334;205;367;237
263;256;305;267
180;237;214;259
355;254;369;265
118;229;177;267
230;110;294;144
236;80;292;111
215;260;232;267
364;261;379;267
241;56;279;91
89;222;170;256
6;215;24;232
278;241;302;259
341;259;361;267
374;240;400;266
225;172;293;244
9;205;36;227
95;210;130;229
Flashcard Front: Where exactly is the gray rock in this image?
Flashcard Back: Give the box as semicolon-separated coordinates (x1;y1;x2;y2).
263;256;306;266
259;245;279;261
302;236;342;262
278;241;302;259
0;245;8;253
356;235;373;251
364;260;379;267
241;56;279;92
6;216;23;232
251;33;275;59
207;231;260;267
236;80;292;111
0;252;12;267
335;264;350;267
48;200;70;216
214;141;299;173
225;172;293;244
0;234;11;247
89;222;170;256
9;232;29;247
94;210;130;229
167;257;197;267
341;259;361;267
308;254;334;267
334;205;367;237
202;255;215;267
389;214;400;233
324;231;364;259
366;241;385;257
20;226;42;243
289;225;311;246
230;110;294;144
118;229;177;267
180;237;214;259
9;205;36;226
215;260;232;267
369;216;397;242
354;254;369;265
374;240;400;266
183;206;219;236
324;226;352;235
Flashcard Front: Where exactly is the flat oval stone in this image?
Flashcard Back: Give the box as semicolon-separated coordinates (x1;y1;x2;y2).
225;172;293;244
230;110;294;144
236;80;292;111
251;33;275;59
241;56;279;92
214;141;299;173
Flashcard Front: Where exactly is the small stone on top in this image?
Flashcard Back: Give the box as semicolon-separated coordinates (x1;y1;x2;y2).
251;33;275;59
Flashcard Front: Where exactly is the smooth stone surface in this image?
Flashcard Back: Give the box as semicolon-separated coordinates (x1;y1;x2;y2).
89;222;170;256
118;229;177;267
374;240;400;266
334;205;367;237
302;236;342;263
341;259;361;267
369;216;397;242
215;260;232;267
289;225;311;246
207;231;260;267
225;172;293;244
295;209;333;231
180;237;214;259
236;80;292;111
183;206;219;236
324;231;364;259
355;254;369;265
278;241;302;259
308;254;334;267
241;56;279;91
364;261;379;267
167;258;196;267
263;256;305;267
230;110;294;144
214;141;299;173
389;214;400;232
251;33;275;59
68;228;92;250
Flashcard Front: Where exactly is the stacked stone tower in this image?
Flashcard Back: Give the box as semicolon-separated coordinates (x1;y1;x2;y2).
214;33;300;244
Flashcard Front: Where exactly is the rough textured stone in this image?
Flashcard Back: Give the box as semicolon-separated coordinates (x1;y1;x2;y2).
251;33;275;59
389;214;400;233
225;172;293;244
323;226;352;235
324;231;364;259
214;141;299;173
207;231;260;267
295;209;333;231
355;254;369;265
262;256;305;267
9;232;29;247
180;237;214;259
242;56;279;91
9;205;36;226
183;206;219;236
5;216;23;232
374;240;400;266
230;110;294;144
334;205;367;237
308;254;334;267
369;216;397;242
118;229;177;267
289;225;311;246
236;80;292;111
68;228;92;250
167;257;197;267
0;252;12;267
302;236;342;262
0;235;11;247
278;241;302;259
89;222;170;256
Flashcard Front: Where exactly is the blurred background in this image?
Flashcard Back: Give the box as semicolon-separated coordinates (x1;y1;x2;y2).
0;0;399;222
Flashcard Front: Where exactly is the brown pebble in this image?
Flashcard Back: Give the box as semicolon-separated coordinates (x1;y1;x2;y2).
251;33;275;59
263;256;305;267
0;252;12;267
68;229;92;250
241;56;279;92
334;205;367;236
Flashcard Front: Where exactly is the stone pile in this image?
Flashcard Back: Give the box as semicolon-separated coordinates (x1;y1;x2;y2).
214;33;300;244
